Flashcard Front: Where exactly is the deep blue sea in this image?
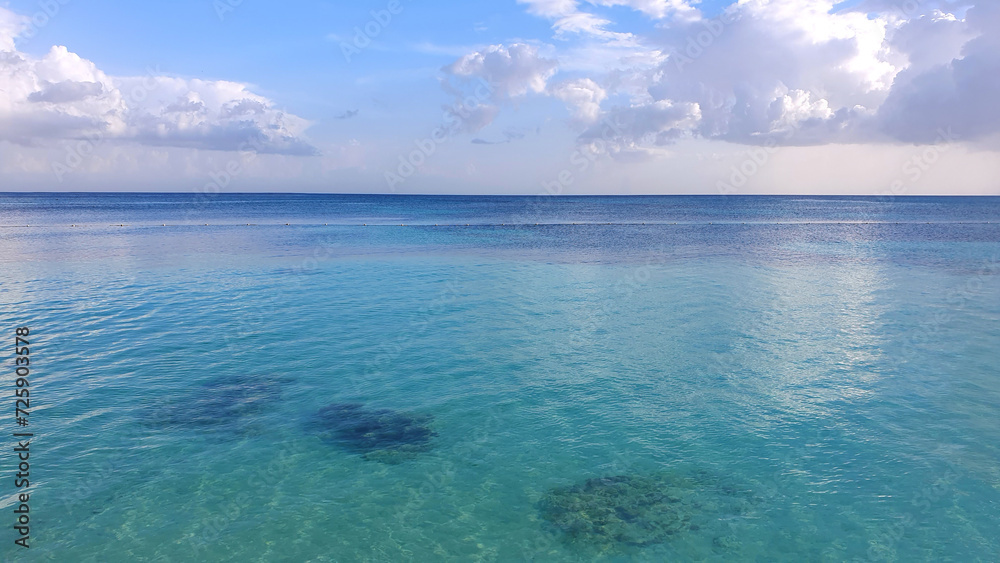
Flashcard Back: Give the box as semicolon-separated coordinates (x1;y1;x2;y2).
1;193;999;561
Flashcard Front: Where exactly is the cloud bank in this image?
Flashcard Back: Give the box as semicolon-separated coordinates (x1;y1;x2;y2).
453;0;1000;154
0;7;318;155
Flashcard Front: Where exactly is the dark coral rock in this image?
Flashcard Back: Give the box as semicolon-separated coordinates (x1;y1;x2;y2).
308;402;436;462
540;469;757;550
141;374;289;433
540;473;695;548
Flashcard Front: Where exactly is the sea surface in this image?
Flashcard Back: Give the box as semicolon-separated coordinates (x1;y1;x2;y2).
1;193;999;562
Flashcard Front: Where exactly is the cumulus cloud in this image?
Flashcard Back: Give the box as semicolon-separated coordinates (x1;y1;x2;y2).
520;0;1000;148
580;99;701;156
26;79;104;103
549;78;607;122
445;43;558;99
0;7;318;155
0;8;23;52
442;43;558;132
629;0;898;145
875;2;1000;143
881;10;971;71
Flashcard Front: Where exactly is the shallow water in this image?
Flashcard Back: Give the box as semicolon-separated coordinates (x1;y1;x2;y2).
1;194;998;561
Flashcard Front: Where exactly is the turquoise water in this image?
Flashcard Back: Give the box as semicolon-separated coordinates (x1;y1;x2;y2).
1;194;999;561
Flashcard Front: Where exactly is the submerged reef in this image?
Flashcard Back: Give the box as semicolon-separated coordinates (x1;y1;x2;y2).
308;402;436;463
141;374;289;434
540;469;756;550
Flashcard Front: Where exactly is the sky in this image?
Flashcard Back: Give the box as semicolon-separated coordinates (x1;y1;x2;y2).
0;0;998;194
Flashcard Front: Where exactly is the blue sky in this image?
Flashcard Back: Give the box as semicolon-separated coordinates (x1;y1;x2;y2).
1;0;998;194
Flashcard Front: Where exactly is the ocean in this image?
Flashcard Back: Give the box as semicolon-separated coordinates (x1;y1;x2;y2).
1;193;998;561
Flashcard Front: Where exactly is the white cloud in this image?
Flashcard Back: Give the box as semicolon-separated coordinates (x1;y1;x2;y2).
520;0;701;34
580;99;701;156
517;0;580;19
549;78;607;122
884;10;971;71
0;8;25;52
445;43;558;98
767;89;834;132
517;0;638;43
442;43;558;132
591;0;700;21
518;0;1000;148
0;7;317;155
653;0;896;124
875;2;1000;143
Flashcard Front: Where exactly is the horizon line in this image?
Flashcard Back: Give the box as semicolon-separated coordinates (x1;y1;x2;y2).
3;192;1000;198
